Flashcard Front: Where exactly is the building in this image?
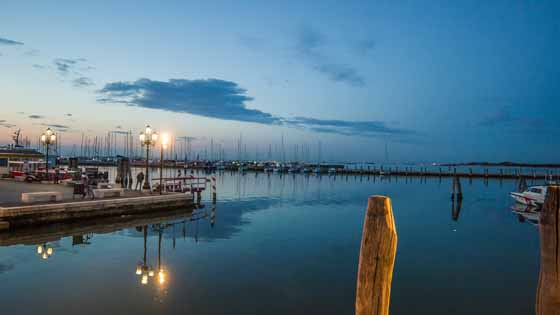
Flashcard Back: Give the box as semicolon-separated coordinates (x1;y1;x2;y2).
0;148;44;176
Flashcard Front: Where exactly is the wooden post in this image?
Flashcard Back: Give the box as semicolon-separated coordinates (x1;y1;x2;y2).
211;176;217;204
355;196;397;315
536;186;560;315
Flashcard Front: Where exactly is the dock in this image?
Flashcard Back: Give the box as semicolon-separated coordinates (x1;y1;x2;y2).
0;191;194;230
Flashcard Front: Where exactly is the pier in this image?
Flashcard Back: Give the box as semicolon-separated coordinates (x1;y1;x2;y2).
0;192;194;230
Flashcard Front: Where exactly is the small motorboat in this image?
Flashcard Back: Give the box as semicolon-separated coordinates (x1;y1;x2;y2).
510;186;547;207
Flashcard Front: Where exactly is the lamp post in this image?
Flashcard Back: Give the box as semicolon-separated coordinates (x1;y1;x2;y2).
159;133;169;195
139;125;158;191
40;128;56;181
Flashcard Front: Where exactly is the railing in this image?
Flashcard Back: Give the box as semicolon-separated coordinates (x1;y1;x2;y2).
151;176;208;193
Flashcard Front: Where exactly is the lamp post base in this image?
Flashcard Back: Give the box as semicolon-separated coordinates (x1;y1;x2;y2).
142;181;151;191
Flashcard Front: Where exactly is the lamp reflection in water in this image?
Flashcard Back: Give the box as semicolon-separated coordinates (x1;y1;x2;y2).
154;223;167;286
37;243;54;260
135;224;168;287
136;226;154;284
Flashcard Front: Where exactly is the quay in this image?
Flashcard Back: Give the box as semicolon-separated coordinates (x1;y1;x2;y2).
0;180;194;231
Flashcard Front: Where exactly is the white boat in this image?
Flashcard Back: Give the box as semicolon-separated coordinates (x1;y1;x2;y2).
328;168;336;175
510;186;547;207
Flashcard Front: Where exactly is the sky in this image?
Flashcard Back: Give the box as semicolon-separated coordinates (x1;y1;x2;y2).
1;0;559;163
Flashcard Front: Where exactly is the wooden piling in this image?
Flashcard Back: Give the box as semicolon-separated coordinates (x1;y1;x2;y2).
536;186;560;315
211;176;217;204
355;196;397;315
451;176;463;200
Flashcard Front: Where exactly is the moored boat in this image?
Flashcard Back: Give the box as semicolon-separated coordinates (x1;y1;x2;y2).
510;186;547;207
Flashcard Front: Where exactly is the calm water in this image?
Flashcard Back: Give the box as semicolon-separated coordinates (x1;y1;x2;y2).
0;172;540;314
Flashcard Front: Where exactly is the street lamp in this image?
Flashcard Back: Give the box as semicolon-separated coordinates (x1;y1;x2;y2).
139;125;158;190
159;133;169;195
40;128;56;180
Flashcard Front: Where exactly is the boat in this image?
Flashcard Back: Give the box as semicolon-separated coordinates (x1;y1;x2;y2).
328;168;336;175
510;186;547;207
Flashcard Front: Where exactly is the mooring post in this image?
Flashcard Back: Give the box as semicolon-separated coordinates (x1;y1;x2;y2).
355;196;397;315
536;186;560;315
196;190;201;205
211;175;217;204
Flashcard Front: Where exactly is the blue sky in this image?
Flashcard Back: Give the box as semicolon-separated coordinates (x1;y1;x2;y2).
1;0;559;162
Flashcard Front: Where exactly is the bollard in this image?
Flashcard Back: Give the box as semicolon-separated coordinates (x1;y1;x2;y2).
355;196;397;315
536;186;560;314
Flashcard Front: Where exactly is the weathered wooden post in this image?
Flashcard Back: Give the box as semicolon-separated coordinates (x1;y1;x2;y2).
355;196;397;315
210;205;216;227
536;186;560;315
211;175;217;204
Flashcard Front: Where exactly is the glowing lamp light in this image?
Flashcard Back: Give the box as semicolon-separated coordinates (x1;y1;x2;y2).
136;265;142;275
151;132;158;142
46;247;53;255
50;134;56;142
42;252;48;260
40;134;46;142
37;245;43;254
46;128;53;137
158;270;166;285
148;270;155;277
139;133;145;142
141;275;148;285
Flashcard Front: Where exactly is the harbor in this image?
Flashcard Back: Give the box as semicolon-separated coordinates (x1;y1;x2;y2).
2;2;560;314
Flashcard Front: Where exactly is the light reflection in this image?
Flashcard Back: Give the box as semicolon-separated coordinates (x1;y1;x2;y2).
36;244;54;260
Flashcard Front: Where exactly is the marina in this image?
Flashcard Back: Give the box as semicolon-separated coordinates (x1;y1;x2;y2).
2;2;559;314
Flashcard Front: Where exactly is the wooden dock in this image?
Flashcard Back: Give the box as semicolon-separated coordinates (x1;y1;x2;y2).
0;192;194;230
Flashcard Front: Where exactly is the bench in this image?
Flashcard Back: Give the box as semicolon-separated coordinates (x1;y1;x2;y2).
92;188;124;199
97;182;112;189
21;192;64;203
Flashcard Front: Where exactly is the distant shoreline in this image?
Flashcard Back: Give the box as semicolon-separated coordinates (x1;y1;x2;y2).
439;162;560;168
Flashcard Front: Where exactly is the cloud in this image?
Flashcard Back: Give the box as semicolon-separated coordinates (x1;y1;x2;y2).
28;114;45;119
32;64;47;70
294;26;365;87
312;63;365;86
98;77;411;137
354;39;376;56
286;117;411;136
115;125;122;129
53;58;86;74
176;136;198;141
0;120;16;128
23;49;40;57
98;78;277;124
0;262;14;274
72;76;94;87
0;37;23;46
66;113;72;117
40;123;70;131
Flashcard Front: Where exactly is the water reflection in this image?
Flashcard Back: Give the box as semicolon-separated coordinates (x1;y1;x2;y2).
36;243;54;260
